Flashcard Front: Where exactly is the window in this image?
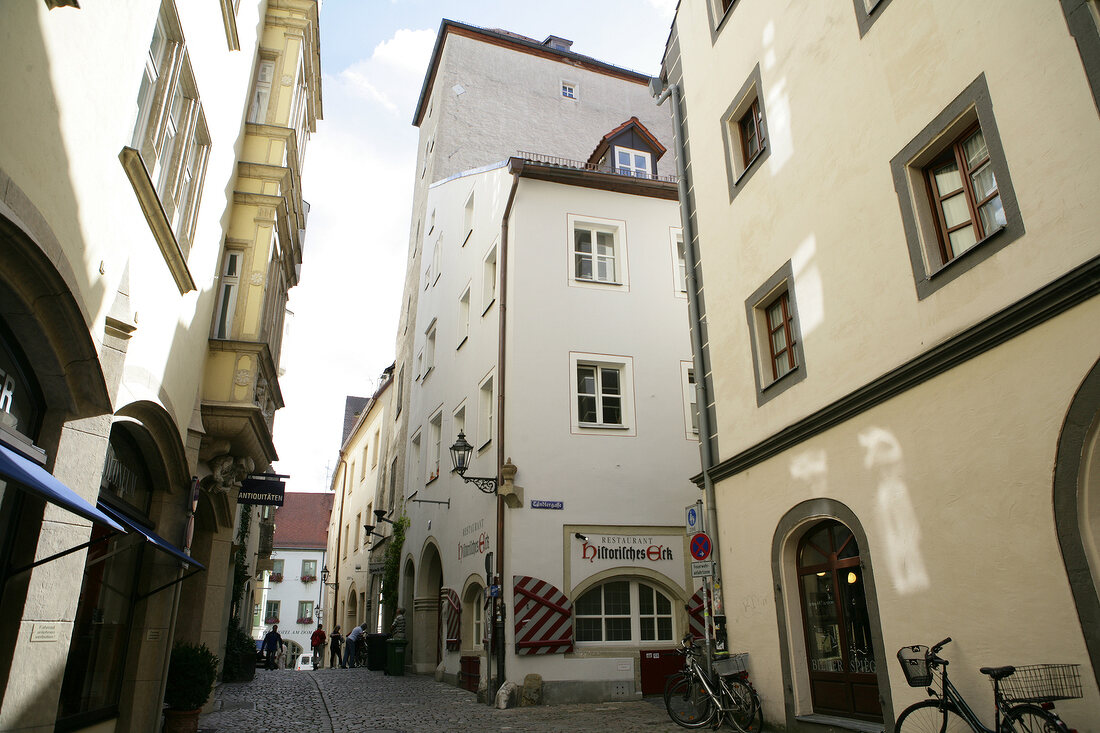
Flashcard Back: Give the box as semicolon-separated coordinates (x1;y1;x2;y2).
745;261;806;405
569;352;635;434
343;527;348;558
890;74;1022;299
247;59;275;123
478;374;494;448
213;250;241;338
301;559;317;580
432;235;442;285
613;146;652;178
721;64;770;202
569;215;628;289
472;588;484;643
411;429;422;487
388;455;399;509
361;446;368;477
271;559;284;578
128;0;210;257
415;350;423;381
265;600;281;623
561;81;577;99
290;54;311;167
482;244;497;313
458;285;471;348
672;231;688;296
453;403;466;443
853;0;897;37
424;321;437;377
395;365;404;417
463;192;475;245
297;601;314;624
354;513;361;549
371;431;380;468
681;362;699;438
349;461;355;487
428;411;442;483
575;580;674;644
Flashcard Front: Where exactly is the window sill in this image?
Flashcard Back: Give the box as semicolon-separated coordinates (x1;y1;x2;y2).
733;143;766;187
481;299;495;316
119;146;195;295
463;230;473;247
457;336;468;351
423;366;434;380
927;224;1007;280
478;439;492;452
573;277;623;287
761;366;801;394
577;422;631;431
426;475;439;486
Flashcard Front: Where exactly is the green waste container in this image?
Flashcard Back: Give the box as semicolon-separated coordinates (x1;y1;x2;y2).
386;638;408;676
365;633;387;671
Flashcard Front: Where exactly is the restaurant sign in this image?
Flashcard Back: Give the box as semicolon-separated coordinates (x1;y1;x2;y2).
571;533;686;587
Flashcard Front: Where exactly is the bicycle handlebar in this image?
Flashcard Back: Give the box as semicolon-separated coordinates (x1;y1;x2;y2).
931;637;952;653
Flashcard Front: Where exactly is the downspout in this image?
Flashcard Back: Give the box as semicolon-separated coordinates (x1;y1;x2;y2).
333;456;347;628
493;170;521;697
654;81;723;610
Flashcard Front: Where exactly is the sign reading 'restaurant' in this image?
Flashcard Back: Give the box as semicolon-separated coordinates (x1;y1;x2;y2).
571;534;686;588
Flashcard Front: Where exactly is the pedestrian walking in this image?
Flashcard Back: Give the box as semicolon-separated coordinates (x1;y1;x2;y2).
261;624;282;670
329;626;343;669
310;623;326;669
389;607;406;639
343;622;365;668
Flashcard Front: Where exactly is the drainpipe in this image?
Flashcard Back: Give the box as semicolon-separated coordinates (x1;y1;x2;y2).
654;80;724;644
332;456;347;628
491;171;520;699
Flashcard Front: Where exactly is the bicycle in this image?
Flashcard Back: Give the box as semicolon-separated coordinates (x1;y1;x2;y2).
664;633;763;731
895;637;1081;733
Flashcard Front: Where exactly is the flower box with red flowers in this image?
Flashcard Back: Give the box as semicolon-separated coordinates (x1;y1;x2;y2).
296;616;313;625
270;573;283;583
264;616;279;624
301;574;317;583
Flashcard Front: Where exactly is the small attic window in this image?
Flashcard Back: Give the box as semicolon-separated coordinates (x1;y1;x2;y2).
543;35;574;52
562;81;577;99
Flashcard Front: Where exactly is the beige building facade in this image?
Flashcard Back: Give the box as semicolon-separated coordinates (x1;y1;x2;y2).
0;1;320;731
660;0;1100;729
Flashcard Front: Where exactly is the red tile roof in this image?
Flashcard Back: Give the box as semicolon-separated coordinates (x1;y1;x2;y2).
273;492;333;549
586;116;667;167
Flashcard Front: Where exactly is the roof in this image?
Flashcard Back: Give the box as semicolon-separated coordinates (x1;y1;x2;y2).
341;396;369;445
273;492;334;549
586;117;668;166
412;19;655;126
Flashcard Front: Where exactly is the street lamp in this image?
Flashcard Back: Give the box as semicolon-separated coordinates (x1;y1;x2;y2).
320;565;338;589
449;431;498;494
373;508;395;525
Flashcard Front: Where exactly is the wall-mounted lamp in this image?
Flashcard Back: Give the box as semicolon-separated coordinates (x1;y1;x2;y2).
449;431;499;494
363;524;385;540
574;532;589;542
374;509;395;525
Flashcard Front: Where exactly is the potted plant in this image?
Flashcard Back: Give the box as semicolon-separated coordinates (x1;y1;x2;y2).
270;572;283;583
301;574;316;583
163;641;219;733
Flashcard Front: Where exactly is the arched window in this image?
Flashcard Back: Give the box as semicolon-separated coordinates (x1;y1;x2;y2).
575;579;674;644
797;520;881;721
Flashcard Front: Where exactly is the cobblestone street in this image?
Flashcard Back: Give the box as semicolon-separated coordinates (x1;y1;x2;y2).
198;668;686;732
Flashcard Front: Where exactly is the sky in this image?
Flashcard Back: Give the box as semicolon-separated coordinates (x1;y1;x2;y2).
272;0;677;491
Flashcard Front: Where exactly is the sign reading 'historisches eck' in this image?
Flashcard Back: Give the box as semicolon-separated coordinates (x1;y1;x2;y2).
571;533;686;587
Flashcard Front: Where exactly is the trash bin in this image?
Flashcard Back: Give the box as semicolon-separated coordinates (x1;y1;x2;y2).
385;638;408;676
366;633;388;671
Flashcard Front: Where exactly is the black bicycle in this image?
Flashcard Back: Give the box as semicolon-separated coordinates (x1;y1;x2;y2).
664;633;763;731
895;637;1080;732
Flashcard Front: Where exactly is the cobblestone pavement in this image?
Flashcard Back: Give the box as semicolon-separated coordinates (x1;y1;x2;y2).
198;667;687;732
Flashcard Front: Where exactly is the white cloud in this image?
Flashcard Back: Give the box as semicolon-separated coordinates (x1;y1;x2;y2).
647;0;677;19
334;28;435;118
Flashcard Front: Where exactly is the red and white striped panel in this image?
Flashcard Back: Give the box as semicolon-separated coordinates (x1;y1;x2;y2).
688;587;709;641
512;575;573;656
441;588;461;651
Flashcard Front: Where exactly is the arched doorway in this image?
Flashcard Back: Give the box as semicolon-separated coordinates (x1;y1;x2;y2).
344;587;358;634
796;519;880;722
415;542;443;672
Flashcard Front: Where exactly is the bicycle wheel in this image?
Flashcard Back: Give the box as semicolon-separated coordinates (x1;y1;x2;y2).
894;699;970;733
1003;704;1069;733
721;677;763;733
665;672;716;728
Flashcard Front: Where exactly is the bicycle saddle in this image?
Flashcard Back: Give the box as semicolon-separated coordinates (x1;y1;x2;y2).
979;665;1016;680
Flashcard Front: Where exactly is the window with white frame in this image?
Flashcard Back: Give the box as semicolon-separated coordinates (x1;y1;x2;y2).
290;54;310;167
432;235;442;285
570;352;635;434
213;250;241;339
463;192;475;245
569;215;628;289
672;231;688;295
411;429;422;487
478;374;494;448
613;146;652;178
482;244;498;313
561;80;577;100
424;320;437;377
428;411;442;483
458;285;471;347
130;0;210;257
264;600;280;623
575;580;674;644
371;431;380;468
302;559;316;580
681;362;699;438
415;349;423;381
453;403;466;442
297;600;314;624
361;447;368;477
247;59;275;123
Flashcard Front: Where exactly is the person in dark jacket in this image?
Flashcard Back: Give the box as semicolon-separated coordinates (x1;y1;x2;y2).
329;626;343;669
310;623;326;669
261;625;282;670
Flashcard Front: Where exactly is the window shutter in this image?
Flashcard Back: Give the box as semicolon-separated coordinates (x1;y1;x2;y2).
512;575;573;655
688;587;709;641
441;587;461;651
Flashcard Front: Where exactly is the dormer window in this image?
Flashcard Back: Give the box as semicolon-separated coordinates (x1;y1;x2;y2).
614;146;652;178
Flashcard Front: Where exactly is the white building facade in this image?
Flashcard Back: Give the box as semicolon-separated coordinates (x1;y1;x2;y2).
258;546;325;664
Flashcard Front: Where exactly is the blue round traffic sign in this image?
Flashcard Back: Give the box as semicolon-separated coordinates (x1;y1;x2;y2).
690;533;712;561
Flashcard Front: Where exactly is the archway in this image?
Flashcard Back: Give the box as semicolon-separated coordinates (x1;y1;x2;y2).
414;541;444;672
400;556;415;670
344;586;359;636
1054;357;1100;689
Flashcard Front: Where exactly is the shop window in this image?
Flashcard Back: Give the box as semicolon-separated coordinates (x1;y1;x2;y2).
796;520;881;721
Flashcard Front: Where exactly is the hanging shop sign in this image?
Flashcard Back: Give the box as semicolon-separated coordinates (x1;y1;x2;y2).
238;474;287;506
571;532;686;588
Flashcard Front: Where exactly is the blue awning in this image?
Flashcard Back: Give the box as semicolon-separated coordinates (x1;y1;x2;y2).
97;502;204;570
0;442;126;533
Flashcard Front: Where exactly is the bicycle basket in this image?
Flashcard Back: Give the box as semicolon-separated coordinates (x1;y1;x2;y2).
896;645;932;688
713;653;749;677
998;664;1082;703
